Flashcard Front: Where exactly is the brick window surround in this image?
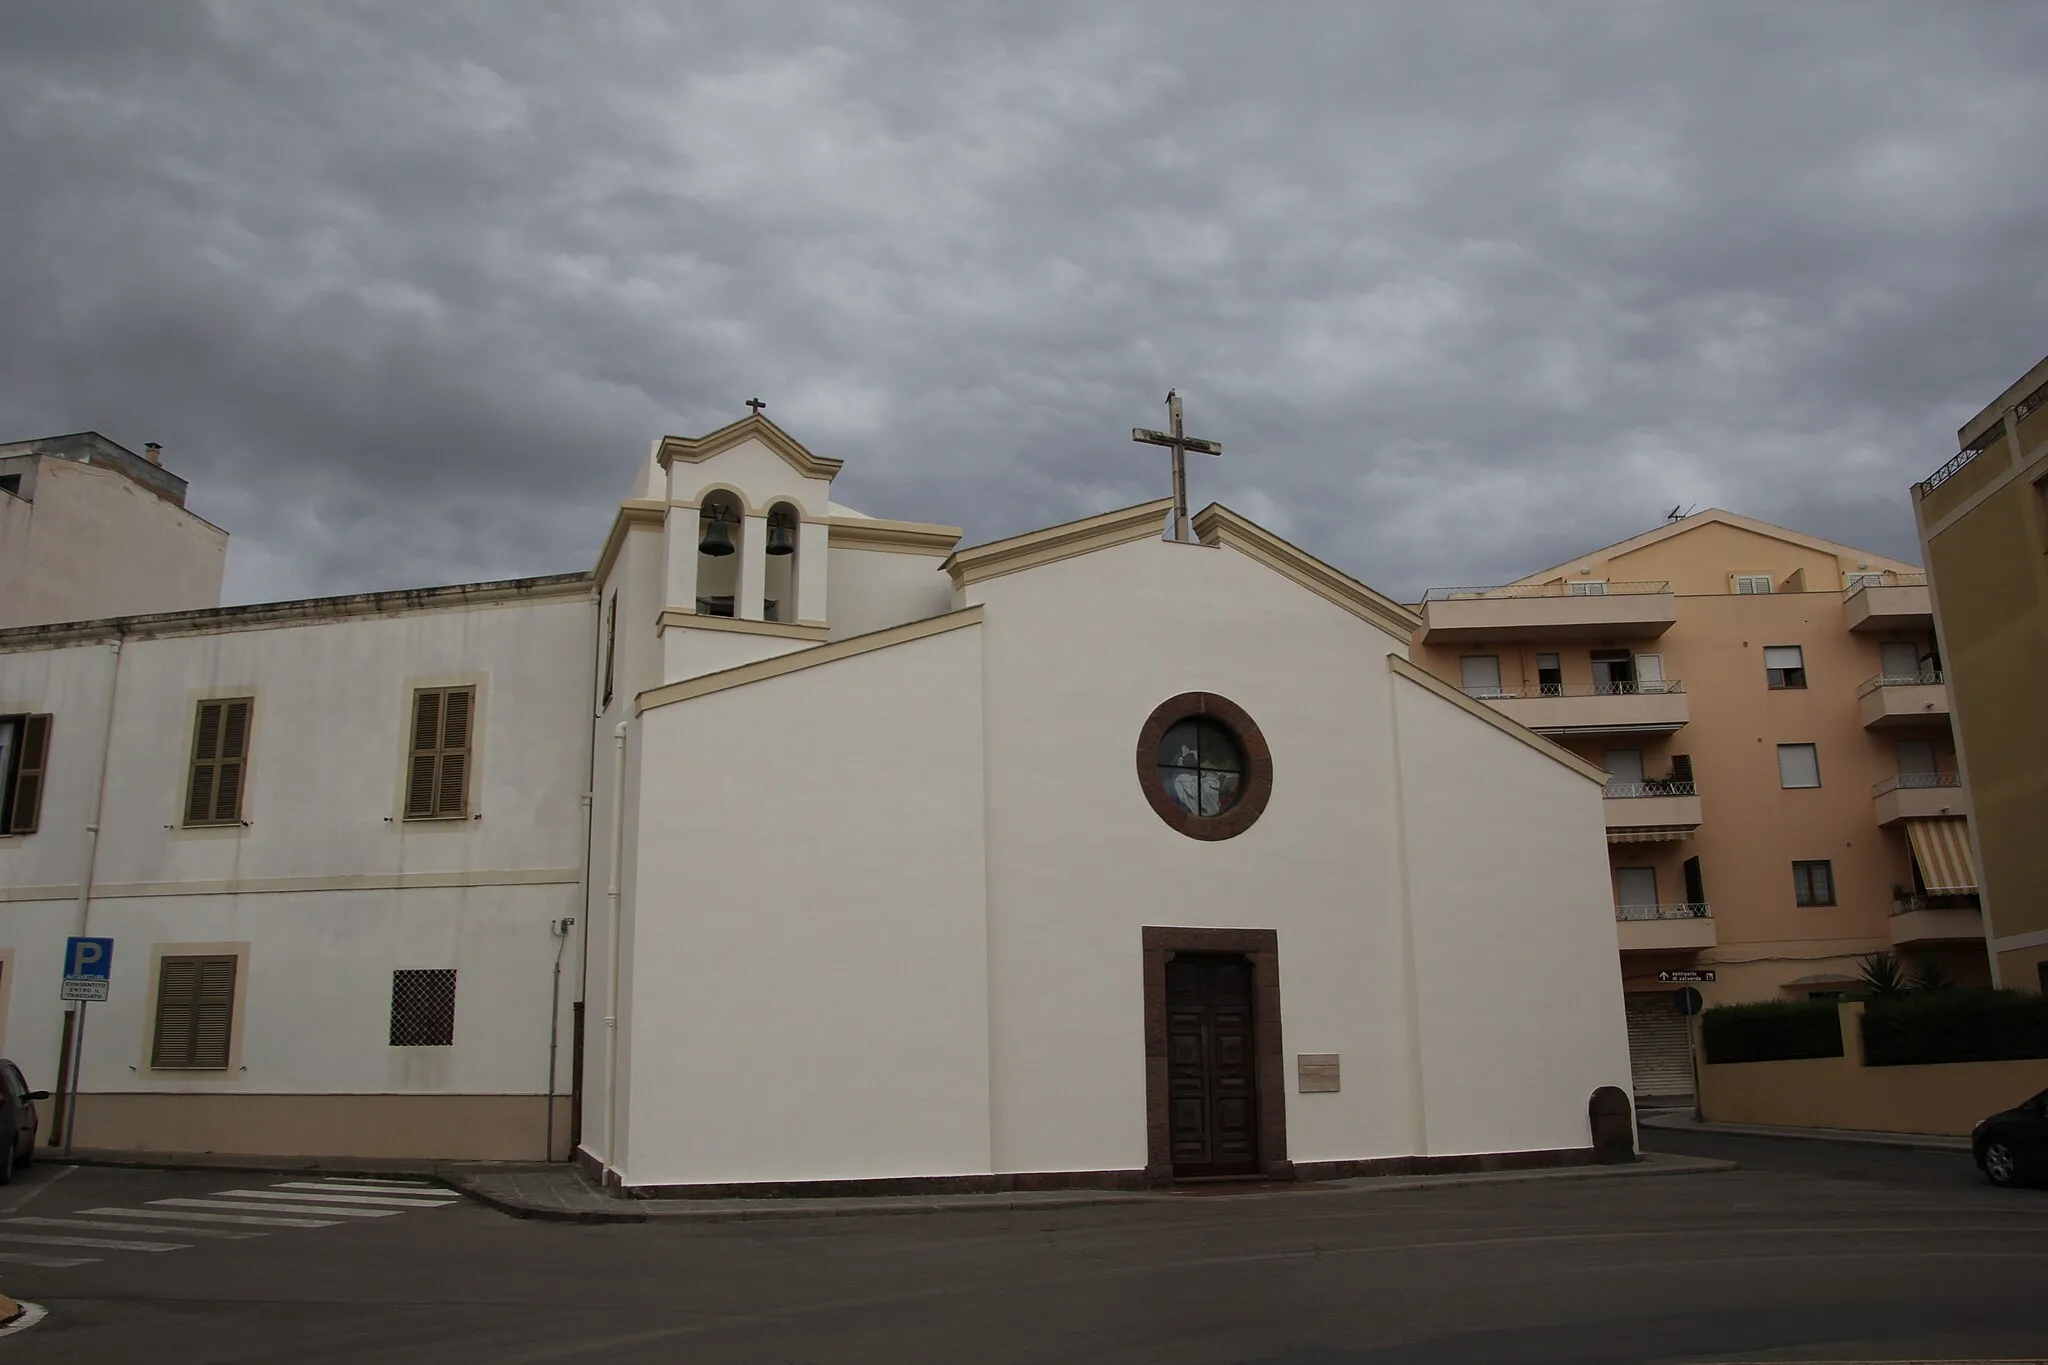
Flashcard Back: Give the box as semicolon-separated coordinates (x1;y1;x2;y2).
1136;692;1274;841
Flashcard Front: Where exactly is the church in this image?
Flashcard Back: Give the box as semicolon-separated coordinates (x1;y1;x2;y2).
0;409;1631;1193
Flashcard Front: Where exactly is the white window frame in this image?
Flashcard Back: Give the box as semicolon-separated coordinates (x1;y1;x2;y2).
1734;574;1774;595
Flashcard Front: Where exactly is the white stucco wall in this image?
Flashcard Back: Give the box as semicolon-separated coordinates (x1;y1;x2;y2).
0;459;226;629
0;589;595;1119
825;547;954;640
1391;674;1634;1155
969;537;1428;1174
658;625;814;684
618;621;991;1187
668;438;834;520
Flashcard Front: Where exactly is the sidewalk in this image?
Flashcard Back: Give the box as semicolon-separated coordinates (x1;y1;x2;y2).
1638;1110;1973;1154
446;1152;1734;1224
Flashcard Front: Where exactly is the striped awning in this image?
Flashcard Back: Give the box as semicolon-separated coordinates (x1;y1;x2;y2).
1906;817;1977;894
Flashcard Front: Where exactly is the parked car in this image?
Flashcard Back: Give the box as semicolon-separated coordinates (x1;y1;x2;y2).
1973;1086;2048;1187
0;1059;48;1184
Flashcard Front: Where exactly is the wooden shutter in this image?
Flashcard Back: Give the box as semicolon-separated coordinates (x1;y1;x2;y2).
602;595;617;710
151;954;236;1070
186;699;252;825
406;686;474;819
8;713;50;834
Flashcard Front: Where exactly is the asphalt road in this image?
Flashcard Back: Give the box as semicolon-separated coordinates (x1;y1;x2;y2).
1;1136;2043;1364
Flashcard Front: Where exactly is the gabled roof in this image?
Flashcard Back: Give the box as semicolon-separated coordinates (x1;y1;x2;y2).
944;499;1174;586
1511;507;1919;586
655;413;843;481
1194;504;1420;644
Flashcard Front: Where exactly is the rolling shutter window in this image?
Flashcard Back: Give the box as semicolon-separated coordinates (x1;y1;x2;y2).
1459;655;1503;698
406;686;475;819
1777;743;1821;789
184;699;252;826
8;713;50;834
152;954;237;1070
1614;866;1659;909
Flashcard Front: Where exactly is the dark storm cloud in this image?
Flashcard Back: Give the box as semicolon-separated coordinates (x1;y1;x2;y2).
2;1;2043;603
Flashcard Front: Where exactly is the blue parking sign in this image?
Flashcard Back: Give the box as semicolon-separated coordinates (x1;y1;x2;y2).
61;935;113;1001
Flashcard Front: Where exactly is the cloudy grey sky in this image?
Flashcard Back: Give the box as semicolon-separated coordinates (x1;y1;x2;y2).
3;2;2043;604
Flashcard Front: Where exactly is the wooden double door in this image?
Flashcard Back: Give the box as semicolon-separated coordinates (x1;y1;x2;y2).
1164;953;1260;1177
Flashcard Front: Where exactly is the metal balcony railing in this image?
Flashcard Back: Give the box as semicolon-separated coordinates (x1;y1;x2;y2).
1423;580;1669;602
1462;680;1685;700
1615;902;1712;922
1843;571;1928;598
1613;900;1712;925
1604;780;1698;799
1890;892;1981;915
1870;771;1962;798
1857;670;1945;698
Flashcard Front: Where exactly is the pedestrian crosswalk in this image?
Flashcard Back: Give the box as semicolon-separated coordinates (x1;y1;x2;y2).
0;1176;459;1270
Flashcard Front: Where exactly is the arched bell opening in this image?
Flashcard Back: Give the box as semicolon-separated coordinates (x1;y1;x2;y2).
696;489;745;617
763;501;800;623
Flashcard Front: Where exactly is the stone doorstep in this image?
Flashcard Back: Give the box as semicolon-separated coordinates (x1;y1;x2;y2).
443;1153;1735;1225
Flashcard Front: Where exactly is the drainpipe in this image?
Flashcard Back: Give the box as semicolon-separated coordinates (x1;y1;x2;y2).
61;635;124;1153
543;915;573;1160
600;719;629;1186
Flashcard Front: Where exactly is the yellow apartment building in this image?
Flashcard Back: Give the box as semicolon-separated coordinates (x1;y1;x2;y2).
1914;355;2048;994
1413;509;1988;1098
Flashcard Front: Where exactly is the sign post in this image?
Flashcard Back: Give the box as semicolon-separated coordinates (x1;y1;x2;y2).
1673;984;1705;1123
59;937;113;1156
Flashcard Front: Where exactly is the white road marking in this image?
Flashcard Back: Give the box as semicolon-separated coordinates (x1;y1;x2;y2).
7;1217;265;1240
245;1187;457;1207
273;1181;454;1199
82;1206;339;1229
212;1189;444;1210
0;1231;187;1252
150;1198;394;1218
302;1177;437;1188
0;1252;95;1268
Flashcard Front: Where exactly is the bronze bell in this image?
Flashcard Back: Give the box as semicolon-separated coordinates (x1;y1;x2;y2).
698;515;735;557
765;516;795;556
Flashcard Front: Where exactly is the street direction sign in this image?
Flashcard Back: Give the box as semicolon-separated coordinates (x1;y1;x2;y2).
61;935;113;1002
1657;969;1716;984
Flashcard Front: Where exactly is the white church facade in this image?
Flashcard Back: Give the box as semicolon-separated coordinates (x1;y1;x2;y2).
0;413;1633;1191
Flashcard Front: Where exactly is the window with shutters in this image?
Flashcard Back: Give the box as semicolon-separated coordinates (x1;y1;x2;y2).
151;954;237;1070
1763;645;1807;690
1777;742;1821;789
1733;574;1774;595
183;698;253;826
406;686;475;820
0;713;51;834
389;969;457;1046
601;594;617;711
1792;860;1836;907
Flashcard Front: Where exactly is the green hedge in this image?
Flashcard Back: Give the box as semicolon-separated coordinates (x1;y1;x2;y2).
1861;990;2048;1066
1701;1000;1843;1064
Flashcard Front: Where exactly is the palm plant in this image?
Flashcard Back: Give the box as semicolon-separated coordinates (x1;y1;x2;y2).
1908;954;1954;993
1857;950;1908;997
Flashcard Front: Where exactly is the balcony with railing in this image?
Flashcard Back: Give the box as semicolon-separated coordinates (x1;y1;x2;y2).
1858;671;1950;729
1844;570;1932;633
1603;779;1703;840
1471;680;1690;736
1889;890;1983;948
1871;771;1968;826
1417;580;1676;644
1615;901;1716;953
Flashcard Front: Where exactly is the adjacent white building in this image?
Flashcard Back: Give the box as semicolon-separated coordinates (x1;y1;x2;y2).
0;413;1634;1187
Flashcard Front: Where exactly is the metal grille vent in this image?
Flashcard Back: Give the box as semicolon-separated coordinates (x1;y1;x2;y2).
389;968;457;1047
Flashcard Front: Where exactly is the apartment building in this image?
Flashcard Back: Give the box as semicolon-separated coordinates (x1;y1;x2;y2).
0;432;227;628
1413;509;1985;1098
1914;355;2048;993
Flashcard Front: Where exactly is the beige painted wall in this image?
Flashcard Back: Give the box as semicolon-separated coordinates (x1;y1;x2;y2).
0;458;226;628
1916;388;2048;989
1413;514;1988;1007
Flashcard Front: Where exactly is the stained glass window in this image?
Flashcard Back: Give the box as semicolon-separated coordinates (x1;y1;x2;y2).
1156;718;1244;818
